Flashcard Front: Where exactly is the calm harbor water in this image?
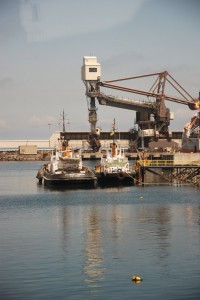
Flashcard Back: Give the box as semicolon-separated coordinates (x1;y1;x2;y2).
0;161;200;300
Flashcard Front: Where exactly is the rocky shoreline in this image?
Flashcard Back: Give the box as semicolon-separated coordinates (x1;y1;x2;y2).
0;151;51;161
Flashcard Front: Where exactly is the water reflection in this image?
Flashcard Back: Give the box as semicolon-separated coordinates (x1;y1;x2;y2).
56;200;175;287
83;207;106;289
57;204;106;290
184;205;200;226
59;206;72;254
110;205;122;239
55;193;200;289
136;205;171;267
1;162;200;299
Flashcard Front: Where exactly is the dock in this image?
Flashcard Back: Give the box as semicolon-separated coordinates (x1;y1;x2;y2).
136;158;200;187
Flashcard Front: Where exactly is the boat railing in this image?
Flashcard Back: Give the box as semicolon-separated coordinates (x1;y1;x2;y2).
137;159;200;167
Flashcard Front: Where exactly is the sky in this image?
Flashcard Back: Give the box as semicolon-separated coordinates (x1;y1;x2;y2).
0;0;200;139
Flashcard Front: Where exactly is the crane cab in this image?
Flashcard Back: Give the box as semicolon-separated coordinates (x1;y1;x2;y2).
81;56;101;81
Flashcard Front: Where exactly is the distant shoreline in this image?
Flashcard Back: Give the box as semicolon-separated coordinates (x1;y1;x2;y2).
0;150;51;161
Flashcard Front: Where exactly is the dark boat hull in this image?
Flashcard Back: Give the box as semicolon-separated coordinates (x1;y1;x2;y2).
95;172;135;186
43;170;96;187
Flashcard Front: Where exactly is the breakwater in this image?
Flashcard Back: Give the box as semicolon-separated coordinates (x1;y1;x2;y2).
0;150;51;161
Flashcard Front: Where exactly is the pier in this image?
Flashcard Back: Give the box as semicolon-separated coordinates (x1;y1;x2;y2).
136;158;200;187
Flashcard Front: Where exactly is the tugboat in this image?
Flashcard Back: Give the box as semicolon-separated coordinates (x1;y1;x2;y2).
37;110;96;188
36;141;97;187
94;119;136;185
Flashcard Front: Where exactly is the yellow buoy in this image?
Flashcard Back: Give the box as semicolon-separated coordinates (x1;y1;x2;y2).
132;275;143;282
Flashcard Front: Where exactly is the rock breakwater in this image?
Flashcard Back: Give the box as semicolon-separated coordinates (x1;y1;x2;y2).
0;150;51;161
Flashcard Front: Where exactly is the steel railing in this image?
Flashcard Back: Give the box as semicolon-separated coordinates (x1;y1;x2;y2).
137;160;200;167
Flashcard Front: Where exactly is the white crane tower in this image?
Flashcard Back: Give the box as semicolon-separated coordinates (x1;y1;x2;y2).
81;56;101;150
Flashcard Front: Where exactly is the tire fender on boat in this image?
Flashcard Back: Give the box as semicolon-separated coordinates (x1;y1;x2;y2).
117;172;125;180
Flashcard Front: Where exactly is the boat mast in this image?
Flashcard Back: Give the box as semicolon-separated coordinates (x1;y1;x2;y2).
62;110;66;132
110;118;118;157
60;110;69;148
110;118;116;143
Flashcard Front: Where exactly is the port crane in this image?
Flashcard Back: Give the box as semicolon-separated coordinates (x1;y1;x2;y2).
81;56;199;150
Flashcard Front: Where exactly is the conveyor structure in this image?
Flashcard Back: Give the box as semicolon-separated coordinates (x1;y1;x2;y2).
81;56;199;150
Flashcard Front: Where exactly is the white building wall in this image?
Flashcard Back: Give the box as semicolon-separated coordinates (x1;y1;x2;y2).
0;132;60;150
68;139;129;149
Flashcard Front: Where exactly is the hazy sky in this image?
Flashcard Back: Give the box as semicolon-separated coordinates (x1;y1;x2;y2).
0;0;200;139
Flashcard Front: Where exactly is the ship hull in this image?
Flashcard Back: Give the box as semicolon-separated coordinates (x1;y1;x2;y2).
43;170;96;187
95;171;135;186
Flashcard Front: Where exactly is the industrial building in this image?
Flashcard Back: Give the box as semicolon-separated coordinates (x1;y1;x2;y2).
0;130;199;153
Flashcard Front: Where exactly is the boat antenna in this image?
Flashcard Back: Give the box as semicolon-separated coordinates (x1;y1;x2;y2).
110;118;116;142
60;110;67;132
63;110;65;132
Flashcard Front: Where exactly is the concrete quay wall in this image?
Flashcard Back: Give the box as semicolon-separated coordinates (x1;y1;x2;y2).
174;153;200;164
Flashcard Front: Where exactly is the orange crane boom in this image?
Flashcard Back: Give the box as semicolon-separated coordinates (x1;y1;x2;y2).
98;71;199;110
